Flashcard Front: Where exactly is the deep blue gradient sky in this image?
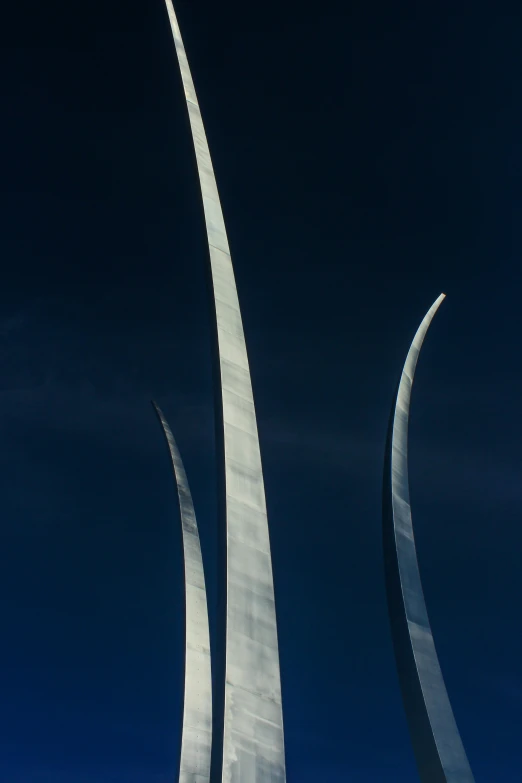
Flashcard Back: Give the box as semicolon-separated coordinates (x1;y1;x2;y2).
0;0;521;780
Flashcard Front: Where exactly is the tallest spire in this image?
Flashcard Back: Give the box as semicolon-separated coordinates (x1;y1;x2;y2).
163;3;286;782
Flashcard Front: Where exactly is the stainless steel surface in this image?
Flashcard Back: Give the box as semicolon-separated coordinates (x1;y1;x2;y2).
162;4;286;782
153;402;212;783
382;295;475;783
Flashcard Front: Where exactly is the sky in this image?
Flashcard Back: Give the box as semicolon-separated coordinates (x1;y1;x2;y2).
0;0;521;780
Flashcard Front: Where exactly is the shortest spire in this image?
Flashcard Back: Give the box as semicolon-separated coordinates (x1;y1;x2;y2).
152;401;212;783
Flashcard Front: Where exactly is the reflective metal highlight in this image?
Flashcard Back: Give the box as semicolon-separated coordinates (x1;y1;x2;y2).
153;401;212;783
382;295;475;783
162;4;286;783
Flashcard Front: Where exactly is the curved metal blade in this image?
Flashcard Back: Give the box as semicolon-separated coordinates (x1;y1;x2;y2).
383;295;475;782
162;4;286;782
153;401;212;783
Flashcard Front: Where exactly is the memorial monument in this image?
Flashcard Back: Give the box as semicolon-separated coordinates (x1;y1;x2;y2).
382;295;475;783
153;401;213;783
163;3;286;782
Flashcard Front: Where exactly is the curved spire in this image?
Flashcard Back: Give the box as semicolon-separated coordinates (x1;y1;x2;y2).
152;402;212;783
382;295;475;782
162;4;286;783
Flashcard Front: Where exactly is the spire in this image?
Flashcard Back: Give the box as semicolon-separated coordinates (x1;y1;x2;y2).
162;4;286;781
383;296;475;782
153;402;212;783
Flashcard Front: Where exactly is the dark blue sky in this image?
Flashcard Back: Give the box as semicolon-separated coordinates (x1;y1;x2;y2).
0;0;521;780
